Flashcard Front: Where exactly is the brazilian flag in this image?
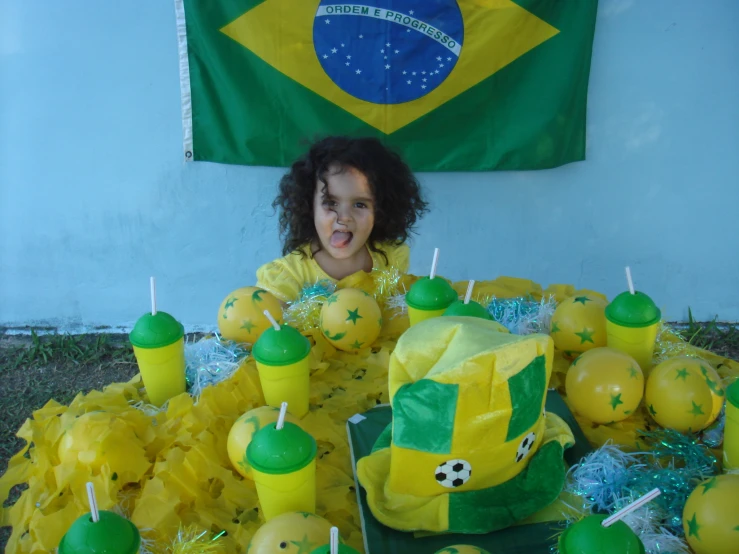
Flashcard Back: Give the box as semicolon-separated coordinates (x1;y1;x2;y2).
176;1;598;171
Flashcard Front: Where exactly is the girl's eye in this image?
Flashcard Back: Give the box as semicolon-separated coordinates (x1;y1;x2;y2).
322;200;336;207
355;202;367;209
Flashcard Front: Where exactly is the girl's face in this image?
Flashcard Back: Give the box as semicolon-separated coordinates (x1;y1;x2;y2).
313;165;375;261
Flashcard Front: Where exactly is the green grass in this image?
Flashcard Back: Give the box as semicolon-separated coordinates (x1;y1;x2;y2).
7;330;135;369
681;309;739;360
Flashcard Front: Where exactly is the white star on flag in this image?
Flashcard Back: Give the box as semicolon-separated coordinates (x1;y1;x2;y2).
421;85;426;89
381;49;385;53
412;71;416;75
394;49;400;54
325;19;330;24
402;70;407;75
359;34;363;38
386;42;390;47
345;62;350;66
409;10;414;15
331;48;337;53
385;64;390;69
356;69;362;74
436;56;442;61
407;80;412;84
323;54;328;59
347;55;351;59
447;57;452;61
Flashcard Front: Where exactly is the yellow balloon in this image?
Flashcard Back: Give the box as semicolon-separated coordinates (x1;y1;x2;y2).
218;287;283;344
550;294;607;359
565;347;644;424
248;512;333;554
320;288;382;352
227;406;300;479
683;474;739;554
645;359;714;432
434;546;492;554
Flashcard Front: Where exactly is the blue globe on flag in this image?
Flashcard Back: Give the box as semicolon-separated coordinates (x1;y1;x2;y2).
313;0;464;105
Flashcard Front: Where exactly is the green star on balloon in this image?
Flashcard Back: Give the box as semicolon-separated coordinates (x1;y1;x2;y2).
700;477;718;494
326;294;339;305
688;401;705;416
575;328;595;344
224;296;238;310
350;340;364;350
573;296;591;305
687;513;701;539
648;404;658;416
346;308;363;324
550;321;561;333
240;320;256;332
610;393;623;410
251;289;267;302
675;368;689;381
609;393;624;410
628;366;639;379
323;329;346;341
291;535;317;554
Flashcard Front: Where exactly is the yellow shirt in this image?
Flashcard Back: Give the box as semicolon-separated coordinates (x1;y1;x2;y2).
256;243;410;302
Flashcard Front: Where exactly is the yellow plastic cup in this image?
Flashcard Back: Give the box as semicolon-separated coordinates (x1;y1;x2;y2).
724;381;739;470
407;306;447;326
604;321;659;371
604;291;661;371
256;357;310;418
247;421;317;521
129;312;186;407
405;277;457;327
253;324;312;418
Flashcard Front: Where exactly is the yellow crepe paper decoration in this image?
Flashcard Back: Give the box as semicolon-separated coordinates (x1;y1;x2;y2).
1;276;738;553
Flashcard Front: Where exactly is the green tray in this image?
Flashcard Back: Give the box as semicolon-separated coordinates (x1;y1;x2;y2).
347;390;593;553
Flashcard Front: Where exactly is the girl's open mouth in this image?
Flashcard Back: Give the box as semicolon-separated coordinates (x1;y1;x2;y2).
330;231;353;248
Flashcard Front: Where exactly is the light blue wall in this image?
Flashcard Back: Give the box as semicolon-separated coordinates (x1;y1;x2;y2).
2;0;738;332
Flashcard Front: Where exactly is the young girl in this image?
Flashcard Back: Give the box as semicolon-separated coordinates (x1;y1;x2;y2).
256;136;428;303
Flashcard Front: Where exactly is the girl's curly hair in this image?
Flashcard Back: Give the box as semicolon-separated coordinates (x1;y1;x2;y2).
273;136;428;260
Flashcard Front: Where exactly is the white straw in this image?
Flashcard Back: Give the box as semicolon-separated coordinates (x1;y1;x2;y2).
464;280;475;304
330;527;339;554
276;402;288;430
150;276;157;315
429;248;440;280
625;266;635;295
263;310;281;331
86;482;100;523
601;488;661;527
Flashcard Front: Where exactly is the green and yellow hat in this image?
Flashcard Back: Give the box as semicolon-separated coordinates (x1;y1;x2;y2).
356;317;574;534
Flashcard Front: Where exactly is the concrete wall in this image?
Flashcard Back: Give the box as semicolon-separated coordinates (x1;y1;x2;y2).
2;0;738;332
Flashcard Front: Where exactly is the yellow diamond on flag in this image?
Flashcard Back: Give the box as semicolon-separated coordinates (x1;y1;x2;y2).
221;0;559;134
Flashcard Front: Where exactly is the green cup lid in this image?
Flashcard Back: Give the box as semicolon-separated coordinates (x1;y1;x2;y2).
559;515;645;554
246;421;316;474
252;324;311;366
58;510;141;554
406;277;458;310
129;311;184;349
605;291;661;328
443;300;492;320
727;380;739;408
310;545;361;554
